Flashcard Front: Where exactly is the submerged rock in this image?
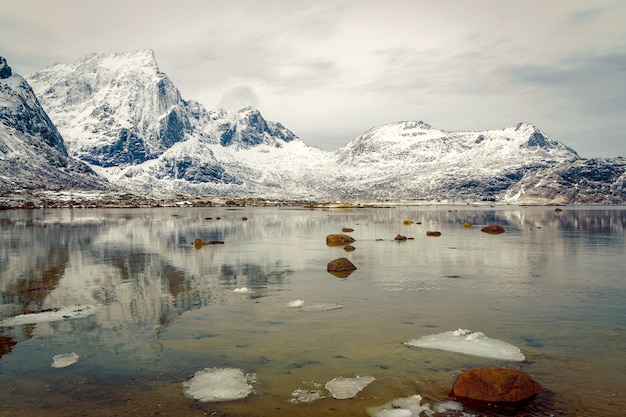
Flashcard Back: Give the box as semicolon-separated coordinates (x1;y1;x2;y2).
326;234;355;246
451;367;541;402
481;224;505;234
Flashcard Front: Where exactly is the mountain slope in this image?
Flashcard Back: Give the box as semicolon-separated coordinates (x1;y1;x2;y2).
21;50;626;204
0;56;108;194
331;120;584;202
26;50;190;167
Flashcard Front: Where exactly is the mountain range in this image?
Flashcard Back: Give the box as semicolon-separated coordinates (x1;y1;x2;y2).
1;50;624;205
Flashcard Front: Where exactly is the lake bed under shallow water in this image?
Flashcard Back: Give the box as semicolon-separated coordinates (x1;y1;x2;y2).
0;205;624;416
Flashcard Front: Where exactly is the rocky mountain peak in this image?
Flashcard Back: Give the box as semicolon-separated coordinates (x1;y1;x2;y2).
0;56;12;79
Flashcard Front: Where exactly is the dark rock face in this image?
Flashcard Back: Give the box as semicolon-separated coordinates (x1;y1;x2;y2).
0;57;12;79
481;224;506;234
452;367;541;403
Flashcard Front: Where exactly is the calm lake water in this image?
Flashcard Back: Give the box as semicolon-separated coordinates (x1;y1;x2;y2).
0;206;624;416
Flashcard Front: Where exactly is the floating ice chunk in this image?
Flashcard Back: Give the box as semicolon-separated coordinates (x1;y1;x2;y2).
289;388;326;403
289;381;326;403
51;353;79;368
182;367;256;402
433;400;463;413
286;299;304;308
301;302;343;312
0;305;96;327
233;287;252;294
367;394;431;417
325;375;375;399
405;328;525;361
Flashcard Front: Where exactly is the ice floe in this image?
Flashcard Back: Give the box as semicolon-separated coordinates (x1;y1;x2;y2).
51;353;79;368
233;287;252;294
325;375;375;399
301;302;343;312
182;367;256;402
367;394;463;417
286;299;304;308
288;381;326;403
405;328;525;361
0;305;97;326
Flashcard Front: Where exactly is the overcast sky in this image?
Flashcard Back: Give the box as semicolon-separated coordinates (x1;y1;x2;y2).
3;0;625;157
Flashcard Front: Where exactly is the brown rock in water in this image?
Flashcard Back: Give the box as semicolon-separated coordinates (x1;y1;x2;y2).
343;245;356;252
326;234;355;246
426;231;442;236
327;257;357;272
452;367;541;403
464;221;473;228
394;234;408;241
194;238;225;248
342;227;354;233
481;224;505;234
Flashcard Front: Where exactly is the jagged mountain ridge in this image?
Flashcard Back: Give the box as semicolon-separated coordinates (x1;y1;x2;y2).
15;50;626;203
0;56;108;194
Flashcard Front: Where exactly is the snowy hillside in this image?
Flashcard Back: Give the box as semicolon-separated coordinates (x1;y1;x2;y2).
14;49;626;204
0;56;108;194
330;120;586;202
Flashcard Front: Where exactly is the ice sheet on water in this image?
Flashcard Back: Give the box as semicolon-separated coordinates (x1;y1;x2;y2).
300;302;343;312
233;287;252;294
405;328;525;361
51;353;79;368
286;299;304;308
0;305;97;326
325;375;375;399
288;381;326;403
182;367;256;402
367;394;464;417
367;394;430;417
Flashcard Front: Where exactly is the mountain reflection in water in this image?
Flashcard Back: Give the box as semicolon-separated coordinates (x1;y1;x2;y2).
0;206;624;417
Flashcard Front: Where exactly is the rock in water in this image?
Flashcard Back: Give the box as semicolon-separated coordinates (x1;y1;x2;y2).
481;224;505;234
452;367;541;402
326;234;355;246
327;257;357;272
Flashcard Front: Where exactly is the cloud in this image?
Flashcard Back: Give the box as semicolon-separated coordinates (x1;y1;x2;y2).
511;52;626;116
217;86;260;110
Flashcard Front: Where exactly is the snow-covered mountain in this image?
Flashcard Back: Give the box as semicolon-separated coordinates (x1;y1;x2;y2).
8;49;625;204
0;56;108;195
